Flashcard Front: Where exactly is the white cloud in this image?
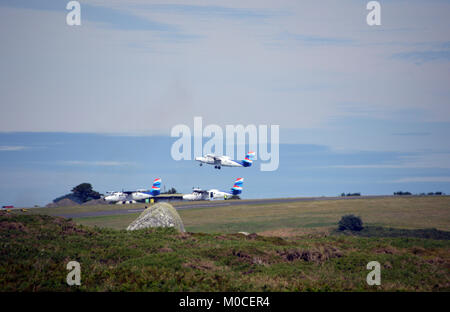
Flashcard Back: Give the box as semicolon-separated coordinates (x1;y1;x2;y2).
324;153;450;169
0;0;449;153
390;177;450;183
0;146;28;151
61;161;134;166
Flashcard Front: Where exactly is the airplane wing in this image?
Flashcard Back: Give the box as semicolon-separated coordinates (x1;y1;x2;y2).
211;155;224;163
193;189;208;194
205;154;220;160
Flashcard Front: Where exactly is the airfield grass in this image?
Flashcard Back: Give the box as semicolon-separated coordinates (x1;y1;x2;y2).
71;196;450;234
1;211;449;291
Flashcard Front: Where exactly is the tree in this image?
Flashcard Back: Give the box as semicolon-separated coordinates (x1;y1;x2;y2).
162;187;177;194
394;191;411;196
338;214;363;231
71;183;101;203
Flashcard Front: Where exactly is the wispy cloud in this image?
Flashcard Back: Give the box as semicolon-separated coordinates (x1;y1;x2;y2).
329;164;408;169
61;161;133;167
393;50;450;63
0;0;181;32
135;4;278;20
83;4;176;32
275;31;355;46
390;177;450;183
434;41;450;49
325;153;450;169
392;132;431;136
0;146;28;151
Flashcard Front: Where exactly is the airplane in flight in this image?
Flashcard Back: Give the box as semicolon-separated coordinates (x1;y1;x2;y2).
103;178;161;204
195;151;255;169
183;178;244;201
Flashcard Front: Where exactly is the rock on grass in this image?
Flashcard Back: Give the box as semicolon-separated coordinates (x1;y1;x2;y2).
126;202;185;232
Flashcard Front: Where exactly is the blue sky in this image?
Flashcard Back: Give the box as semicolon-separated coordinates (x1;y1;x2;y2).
1;131;449;207
0;1;449;206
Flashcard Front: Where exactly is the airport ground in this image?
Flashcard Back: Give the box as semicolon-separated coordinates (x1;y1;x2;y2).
1;196;449;291
23;195;450;234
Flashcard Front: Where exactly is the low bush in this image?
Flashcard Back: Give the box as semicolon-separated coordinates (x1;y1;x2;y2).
338;214;363;231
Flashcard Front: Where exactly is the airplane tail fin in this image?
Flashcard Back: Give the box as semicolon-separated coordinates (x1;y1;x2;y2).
151;178;161;196
231;178;244;195
241;151;255;167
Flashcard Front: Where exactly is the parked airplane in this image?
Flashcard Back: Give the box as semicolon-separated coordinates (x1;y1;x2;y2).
183;178;244;201
195;152;255;169
103;178;161;204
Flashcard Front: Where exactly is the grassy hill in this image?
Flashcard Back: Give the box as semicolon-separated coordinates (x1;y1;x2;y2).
1;211;449;291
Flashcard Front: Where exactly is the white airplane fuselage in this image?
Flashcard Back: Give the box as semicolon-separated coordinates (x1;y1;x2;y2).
182;189;232;201
103;192;127;202
131;191;153;201
195;155;243;168
183;178;243;201
182;192;205;201
103;178;161;204
208;189;232;200
103;191;154;203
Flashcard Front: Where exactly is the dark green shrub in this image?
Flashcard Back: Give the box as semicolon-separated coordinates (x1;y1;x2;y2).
338;214;363;231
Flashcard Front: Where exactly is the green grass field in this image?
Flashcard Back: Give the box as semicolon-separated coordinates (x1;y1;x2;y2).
68;196;450;234
1;211;449;291
1;196;449;291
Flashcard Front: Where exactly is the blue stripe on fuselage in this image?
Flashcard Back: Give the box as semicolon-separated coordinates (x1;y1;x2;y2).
237;160;252;167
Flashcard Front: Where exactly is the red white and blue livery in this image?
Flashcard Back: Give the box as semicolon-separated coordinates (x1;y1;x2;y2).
103;178;162;204
183;178;245;201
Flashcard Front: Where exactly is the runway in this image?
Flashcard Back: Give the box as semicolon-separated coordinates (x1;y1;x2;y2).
56;195;392;219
